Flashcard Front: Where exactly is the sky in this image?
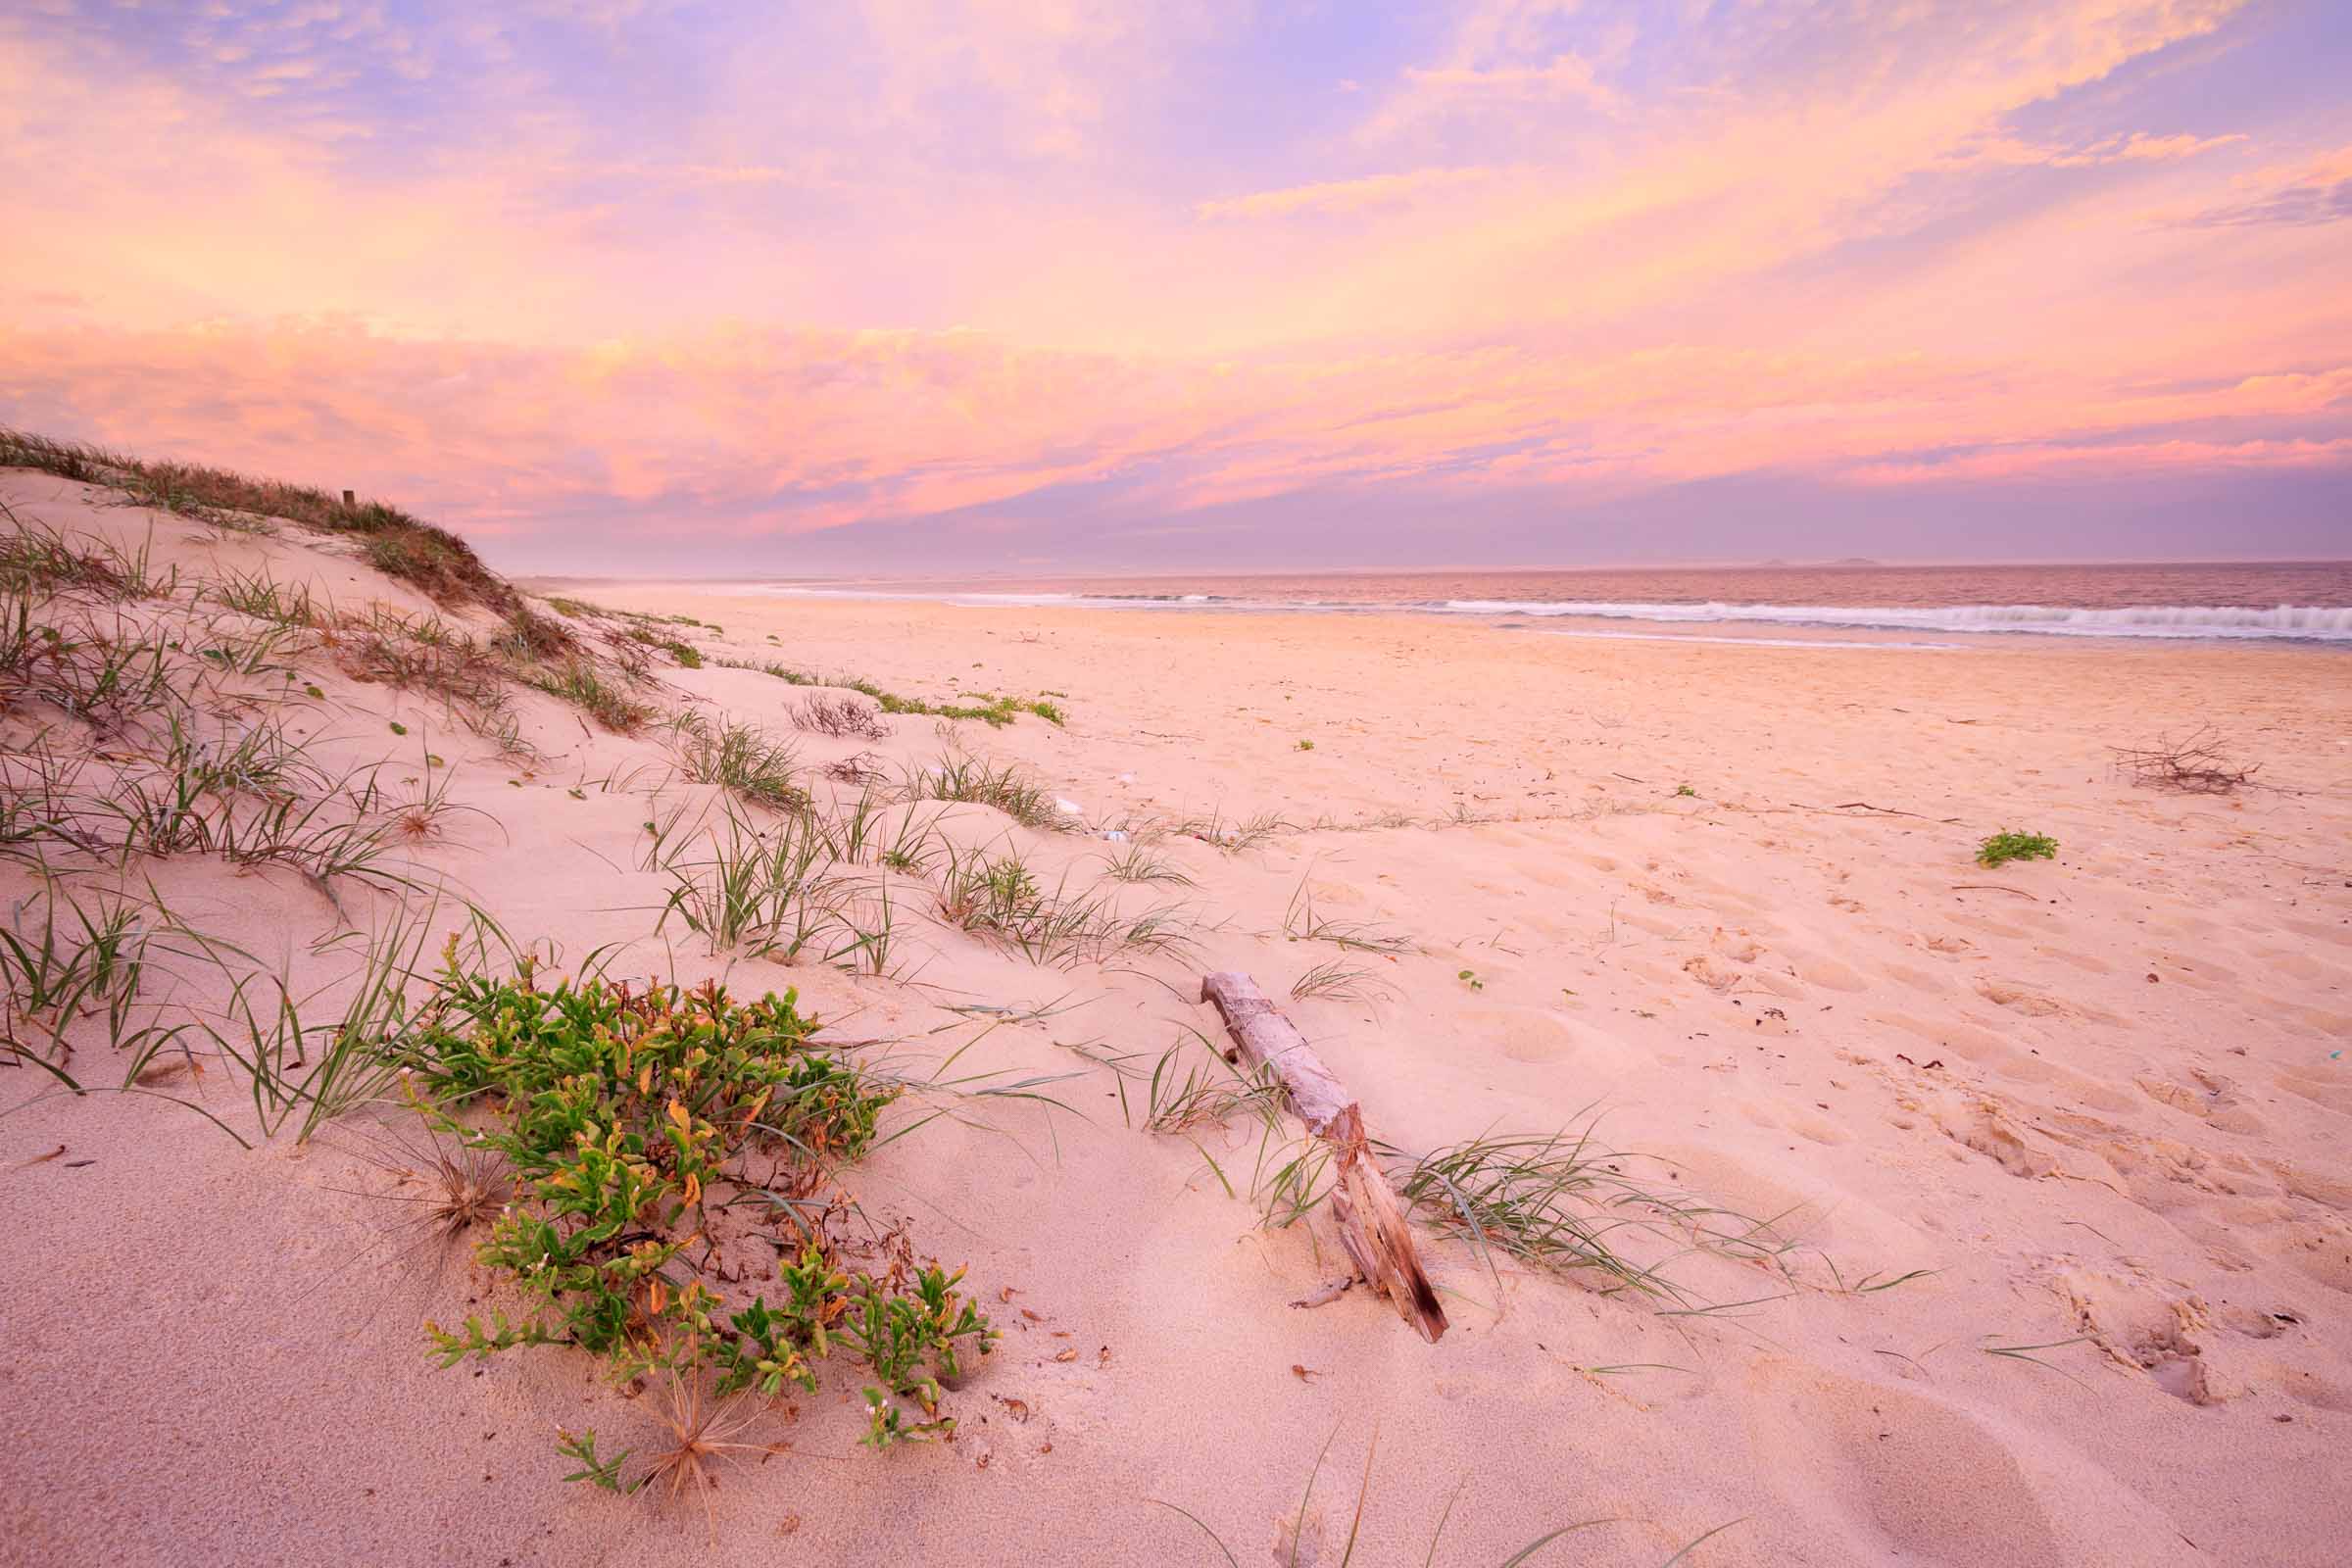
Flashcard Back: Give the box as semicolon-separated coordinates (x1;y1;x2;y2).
2;0;2348;574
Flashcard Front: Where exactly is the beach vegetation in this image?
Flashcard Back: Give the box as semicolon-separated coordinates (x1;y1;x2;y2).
716;656;1064;726
3;426;511;610
936;843;1194;966
1100;841;1194;886
672;712;807;811
1282;878;1415;955
790;692;891;739
409;970;992;1481
1975;829;2058;867
904;747;1068;831
2111;724;2259;795
1288;958;1397;1004
1148;1424;1708;1567
528;658;657;732
1172;807;1292;853
1391;1122;1792;1305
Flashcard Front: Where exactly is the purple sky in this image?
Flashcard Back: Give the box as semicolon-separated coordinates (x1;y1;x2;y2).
2;1;2347;572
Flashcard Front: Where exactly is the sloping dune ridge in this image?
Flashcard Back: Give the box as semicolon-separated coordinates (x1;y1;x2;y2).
3;453;2350;1568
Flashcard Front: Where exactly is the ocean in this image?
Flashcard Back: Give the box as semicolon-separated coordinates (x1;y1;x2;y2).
731;561;2352;644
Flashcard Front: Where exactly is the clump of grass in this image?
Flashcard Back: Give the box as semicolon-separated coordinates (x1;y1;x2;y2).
529;658;656;732
0;508;175;600
1149;1426;1641;1568
651;805;898;971
1390;1120;1789;1303
1142;1039;1283;1135
1283;879;1415;955
0;872;159;1064
627;627;704;667
10;604;180;736
409;969;994;1474
1976;829;2058;868
673;714;807;811
324;1113;515;1292
1173;808;1291;853
715;656;823;687
905;748;1069;832
330;611;527;749
209;565;323;627
791;693;891;740
155;902;456;1147
716;657;1063;726
1101;842;1194;886
500;602;578;662
4;426;513;610
820;788;948;875
1290;958;1396;1004
936;844;1192;967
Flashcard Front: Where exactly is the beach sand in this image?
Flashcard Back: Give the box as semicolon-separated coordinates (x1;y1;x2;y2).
6;469;2351;1567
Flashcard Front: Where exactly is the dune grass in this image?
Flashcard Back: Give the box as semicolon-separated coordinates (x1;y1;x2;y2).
1289;957;1398;1004
1149;1424;1739;1566
717;656;1066;727
1389;1121;1793;1304
904;747;1070;831
528;657;657;732
3;425;512;610
1282;878;1416;954
672;713;808;811
935;843;1194;968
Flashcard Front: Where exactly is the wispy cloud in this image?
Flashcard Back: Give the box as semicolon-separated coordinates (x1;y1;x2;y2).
1195;167;1496;220
2169;145;2352;227
0;0;2345;566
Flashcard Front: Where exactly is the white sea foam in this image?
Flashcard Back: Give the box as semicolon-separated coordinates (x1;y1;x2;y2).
1439;600;2352;641
740;585;2352;642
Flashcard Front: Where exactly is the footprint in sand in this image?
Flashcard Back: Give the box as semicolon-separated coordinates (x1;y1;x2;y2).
1974;977;2124;1026
2045;1265;2230;1406
1459;1005;1642;1076
1740;1358;2184;1566
2133;1070;2266;1136
2273;1063;2352;1116
1776;944;1870;993
1872;1009;2030;1072
1878;959;1948;993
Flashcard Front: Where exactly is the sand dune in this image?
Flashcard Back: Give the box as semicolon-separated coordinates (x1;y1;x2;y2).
5;466;2349;1566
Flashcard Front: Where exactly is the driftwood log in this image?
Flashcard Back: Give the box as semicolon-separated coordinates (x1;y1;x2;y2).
1198;971;1448;1343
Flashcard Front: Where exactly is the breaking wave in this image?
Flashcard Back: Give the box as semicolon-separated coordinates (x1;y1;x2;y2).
1436;601;2352;641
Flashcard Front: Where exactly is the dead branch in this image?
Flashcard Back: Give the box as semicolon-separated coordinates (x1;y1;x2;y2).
2110;724;2259;795
791;694;890;741
1199;971;1447;1343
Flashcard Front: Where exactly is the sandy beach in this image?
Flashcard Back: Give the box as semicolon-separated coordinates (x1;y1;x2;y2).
4;462;2349;1567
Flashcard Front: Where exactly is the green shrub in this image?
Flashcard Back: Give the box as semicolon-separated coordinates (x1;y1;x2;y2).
411;970;994;1465
1976;830;2058;867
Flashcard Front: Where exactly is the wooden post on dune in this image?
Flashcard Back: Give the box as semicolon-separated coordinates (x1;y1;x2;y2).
1198;971;1448;1343
342;489;356;508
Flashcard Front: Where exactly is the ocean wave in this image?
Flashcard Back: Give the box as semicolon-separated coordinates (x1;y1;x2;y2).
738;584;2352;640
1437;600;2352;641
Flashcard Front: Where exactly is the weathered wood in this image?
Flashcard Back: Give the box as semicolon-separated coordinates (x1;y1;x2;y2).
1199;971;1448;1343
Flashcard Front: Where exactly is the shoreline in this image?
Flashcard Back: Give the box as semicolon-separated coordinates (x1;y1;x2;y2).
523;575;2352;648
